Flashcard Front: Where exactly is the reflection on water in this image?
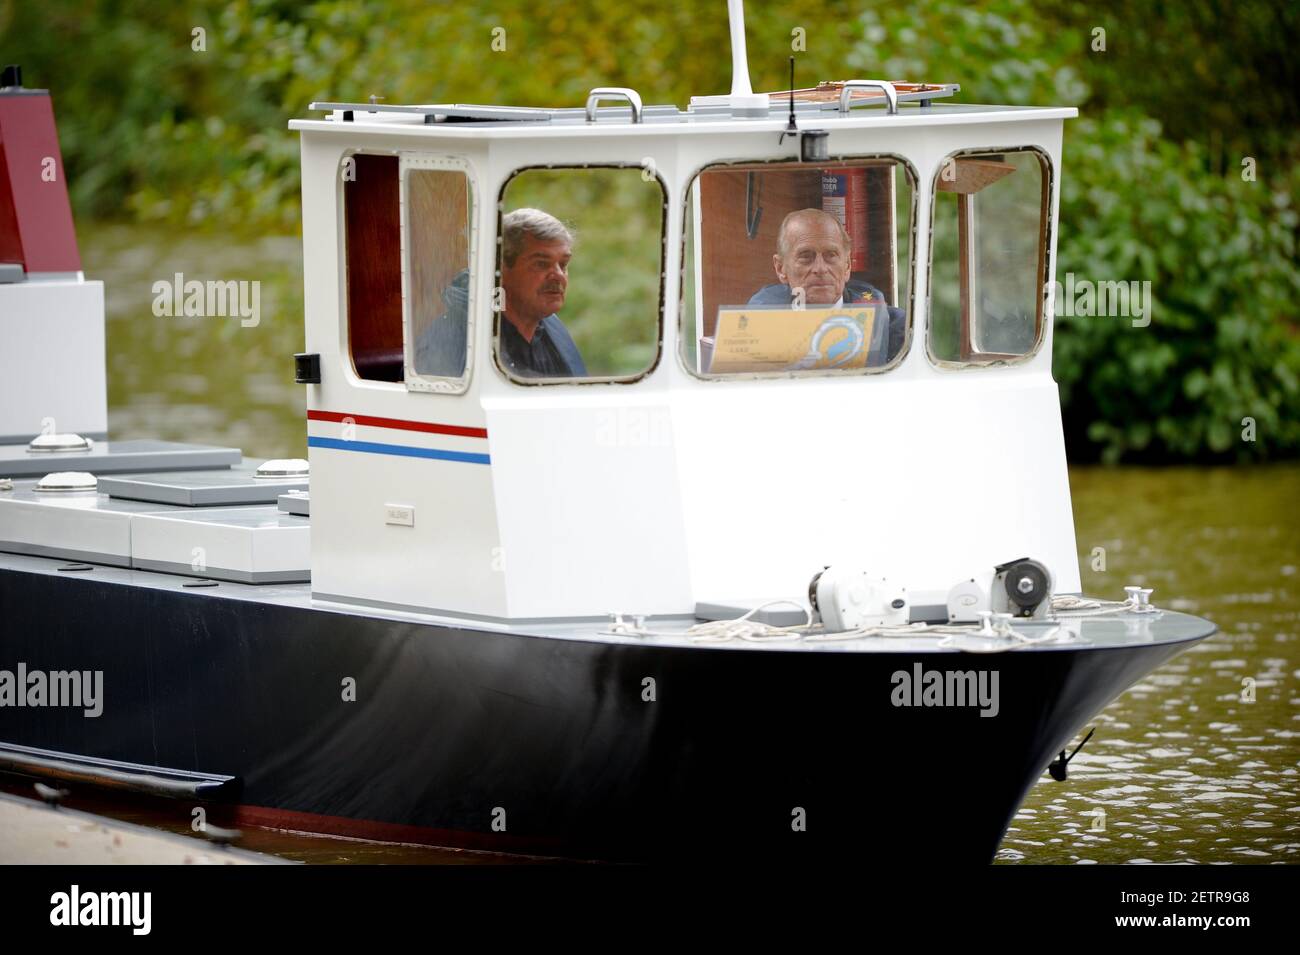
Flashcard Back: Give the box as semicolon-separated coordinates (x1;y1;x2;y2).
998;465;1300;864
76;226;1300;863
85;223;308;460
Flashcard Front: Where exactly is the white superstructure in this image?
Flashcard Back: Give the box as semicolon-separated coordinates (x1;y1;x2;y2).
291;90;1080;621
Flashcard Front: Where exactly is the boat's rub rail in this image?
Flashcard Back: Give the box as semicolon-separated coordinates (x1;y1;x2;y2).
0;742;240;801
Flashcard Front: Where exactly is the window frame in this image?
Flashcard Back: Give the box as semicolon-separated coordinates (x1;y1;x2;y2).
492;162;669;387
925;145;1054;369
399;153;478;395
677;152;919;382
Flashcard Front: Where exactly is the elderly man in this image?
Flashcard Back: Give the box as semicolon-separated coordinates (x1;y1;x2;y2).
414;207;587;380
748;208;906;361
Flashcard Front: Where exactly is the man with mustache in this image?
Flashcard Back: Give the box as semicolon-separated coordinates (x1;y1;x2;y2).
412;208;586;380
496;207;587;378
747;208;906;362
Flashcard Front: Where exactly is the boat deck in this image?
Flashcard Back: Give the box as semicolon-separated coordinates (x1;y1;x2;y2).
0;550;1216;654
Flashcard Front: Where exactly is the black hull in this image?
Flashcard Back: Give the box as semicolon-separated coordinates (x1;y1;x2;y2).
0;561;1207;862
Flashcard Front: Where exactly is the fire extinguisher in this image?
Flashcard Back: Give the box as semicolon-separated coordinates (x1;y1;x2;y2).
821;167;868;273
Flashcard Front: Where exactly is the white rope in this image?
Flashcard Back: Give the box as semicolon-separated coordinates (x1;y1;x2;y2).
686;601;813;643
937;625;1076;654
1049;594;1150;618
804;621;971;642
601;594;1156;652
603;601;815;643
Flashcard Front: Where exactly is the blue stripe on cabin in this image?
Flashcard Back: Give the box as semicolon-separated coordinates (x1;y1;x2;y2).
308;436;491;465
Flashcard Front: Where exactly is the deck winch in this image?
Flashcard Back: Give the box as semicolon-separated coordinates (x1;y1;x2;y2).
808;566;909;630
809;558;1053;631
947;557;1054;623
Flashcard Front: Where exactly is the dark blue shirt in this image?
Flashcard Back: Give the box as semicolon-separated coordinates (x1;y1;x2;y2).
498;314;588;379
413;270;588;379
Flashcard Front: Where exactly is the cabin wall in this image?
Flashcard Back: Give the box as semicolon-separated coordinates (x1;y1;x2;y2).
478;135;694;617
665;120;1079;605
299;131;508;617
296;112;1079;621
0;278;107;443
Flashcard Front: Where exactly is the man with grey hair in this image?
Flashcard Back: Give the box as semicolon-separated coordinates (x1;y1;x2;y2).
414;207;587;380
496;207;587;378
747;207;906;361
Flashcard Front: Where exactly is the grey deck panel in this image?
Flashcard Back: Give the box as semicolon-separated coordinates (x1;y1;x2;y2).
98;460;308;506
0;439;242;478
277;491;310;516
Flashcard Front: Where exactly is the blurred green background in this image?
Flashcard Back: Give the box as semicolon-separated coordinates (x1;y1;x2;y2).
2;0;1297;461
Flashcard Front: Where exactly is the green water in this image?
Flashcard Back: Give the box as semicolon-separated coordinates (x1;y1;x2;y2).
999;465;1300;864
88;223;308;460
79;226;1299;864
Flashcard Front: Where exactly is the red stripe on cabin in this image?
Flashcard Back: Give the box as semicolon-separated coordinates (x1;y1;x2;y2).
307;409;488;440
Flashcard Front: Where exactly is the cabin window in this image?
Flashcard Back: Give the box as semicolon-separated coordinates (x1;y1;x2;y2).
681;156;915;379
341;153;475;389
928;148;1051;365
494;166;666;384
402;157;475;393
342;153;404;382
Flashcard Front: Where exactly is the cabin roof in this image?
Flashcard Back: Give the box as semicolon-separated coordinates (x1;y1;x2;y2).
291;81;1077;139
289;101;1078;140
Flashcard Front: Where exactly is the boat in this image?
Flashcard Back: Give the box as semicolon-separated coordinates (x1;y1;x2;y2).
0;3;1216;862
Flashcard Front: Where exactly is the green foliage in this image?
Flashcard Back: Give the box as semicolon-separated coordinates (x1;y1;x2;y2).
1053;0;1299;177
1054;113;1300;462
2;0;1297;460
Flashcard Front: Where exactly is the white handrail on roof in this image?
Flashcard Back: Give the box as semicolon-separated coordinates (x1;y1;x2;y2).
585;88;644;124
839;80;899;115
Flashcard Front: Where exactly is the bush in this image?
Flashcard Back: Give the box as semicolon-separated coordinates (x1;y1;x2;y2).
1055;113;1300;462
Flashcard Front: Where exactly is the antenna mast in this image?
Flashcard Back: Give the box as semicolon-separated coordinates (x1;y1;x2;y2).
726;0;769;116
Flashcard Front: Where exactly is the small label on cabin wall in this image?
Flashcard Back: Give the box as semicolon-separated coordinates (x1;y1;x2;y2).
385;503;415;527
